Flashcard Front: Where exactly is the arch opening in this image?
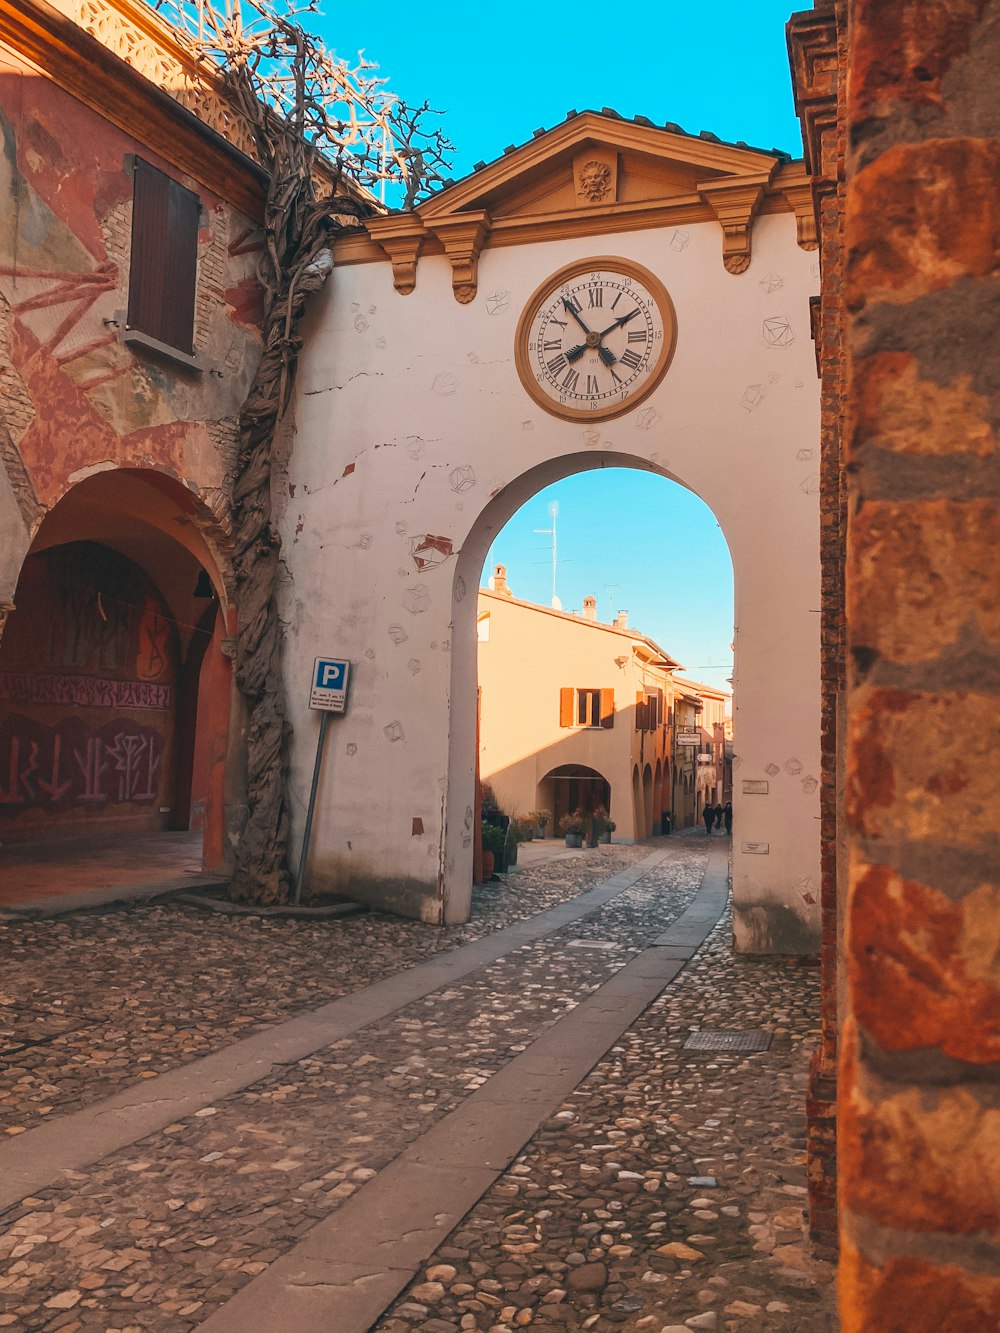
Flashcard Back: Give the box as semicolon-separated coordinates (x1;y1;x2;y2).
0;469;238;905
468;457;733;865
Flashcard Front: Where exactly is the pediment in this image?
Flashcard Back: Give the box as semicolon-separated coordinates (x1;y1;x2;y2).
419;112;784;223
350;111;814;303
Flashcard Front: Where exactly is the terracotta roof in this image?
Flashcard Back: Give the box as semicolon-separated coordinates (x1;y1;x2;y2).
421;107;794;201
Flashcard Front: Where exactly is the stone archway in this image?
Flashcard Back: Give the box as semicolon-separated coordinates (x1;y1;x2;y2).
0;468;239;879
281;129;821;952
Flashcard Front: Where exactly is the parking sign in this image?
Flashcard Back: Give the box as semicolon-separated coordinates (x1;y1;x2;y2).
310;657;350;712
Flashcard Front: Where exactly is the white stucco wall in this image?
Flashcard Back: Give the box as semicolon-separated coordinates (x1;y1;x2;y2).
280;211;821;950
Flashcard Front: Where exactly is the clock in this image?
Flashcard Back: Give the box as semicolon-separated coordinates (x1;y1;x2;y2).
515;257;677;422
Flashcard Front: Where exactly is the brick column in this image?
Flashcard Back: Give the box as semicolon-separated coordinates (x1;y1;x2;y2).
840;0;1000;1326
787;0;844;1250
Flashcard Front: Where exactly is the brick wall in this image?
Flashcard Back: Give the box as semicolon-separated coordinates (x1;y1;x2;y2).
787;0;844;1249
839;0;1000;1326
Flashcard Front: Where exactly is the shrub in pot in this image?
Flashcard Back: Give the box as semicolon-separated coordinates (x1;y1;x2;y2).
558;809;586;848
529;808;552;839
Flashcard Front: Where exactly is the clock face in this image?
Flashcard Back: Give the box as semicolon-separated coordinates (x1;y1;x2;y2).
515;258;677;422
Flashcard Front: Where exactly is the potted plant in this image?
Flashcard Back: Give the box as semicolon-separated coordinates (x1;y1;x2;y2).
481;821;506;879
558;810;586;848
529;809;551;839
588;806;608;848
602;818;616;844
512;814;535;843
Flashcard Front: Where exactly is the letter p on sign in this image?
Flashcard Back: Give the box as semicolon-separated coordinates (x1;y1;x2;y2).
310;656;350;712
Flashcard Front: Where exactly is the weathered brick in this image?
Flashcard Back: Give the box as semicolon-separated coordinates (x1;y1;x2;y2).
847;687;1000;840
848;864;1000;1063
848;500;1000;660
849;0;991;116
840;1239;1000;1333
840;1021;1000;1236
847;139;1000;305
852;352;994;458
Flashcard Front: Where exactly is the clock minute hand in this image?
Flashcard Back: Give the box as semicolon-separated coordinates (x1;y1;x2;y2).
597;306;640;338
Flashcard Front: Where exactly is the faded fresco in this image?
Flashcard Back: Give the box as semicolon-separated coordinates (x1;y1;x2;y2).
0;54;261;590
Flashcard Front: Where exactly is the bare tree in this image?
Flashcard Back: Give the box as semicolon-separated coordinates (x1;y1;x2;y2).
160;0;452;901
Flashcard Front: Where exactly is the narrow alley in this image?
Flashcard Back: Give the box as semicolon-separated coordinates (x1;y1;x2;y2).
0;835;835;1331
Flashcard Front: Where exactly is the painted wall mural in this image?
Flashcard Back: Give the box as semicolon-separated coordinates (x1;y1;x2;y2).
0;542;176;834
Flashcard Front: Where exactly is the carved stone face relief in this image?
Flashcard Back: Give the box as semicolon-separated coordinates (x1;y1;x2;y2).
576;159;613;203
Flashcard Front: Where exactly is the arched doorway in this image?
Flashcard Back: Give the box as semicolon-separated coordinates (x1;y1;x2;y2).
0;469;236;899
537;764;611;837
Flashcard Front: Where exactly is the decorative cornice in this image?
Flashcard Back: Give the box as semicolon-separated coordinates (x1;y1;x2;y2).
424;211;491;304
786;8;840;188
364;214;427;295
0;0;267;218
697;171;773;274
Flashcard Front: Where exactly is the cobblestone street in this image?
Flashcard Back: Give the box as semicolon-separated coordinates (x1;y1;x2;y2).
0;834;836;1331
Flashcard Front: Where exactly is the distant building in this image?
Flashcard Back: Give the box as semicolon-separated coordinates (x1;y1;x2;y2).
477;565;729;842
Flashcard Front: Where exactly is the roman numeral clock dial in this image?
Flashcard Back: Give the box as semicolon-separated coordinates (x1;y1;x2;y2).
515;258;677;423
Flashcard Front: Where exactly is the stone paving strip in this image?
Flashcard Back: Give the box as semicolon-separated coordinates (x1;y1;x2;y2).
373;910;836;1332
196;849;730;1333
0;847;681;1213
0;844;654;1135
0;841;716;1330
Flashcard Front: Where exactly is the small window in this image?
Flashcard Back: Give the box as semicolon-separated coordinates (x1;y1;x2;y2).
577;688;602;727
127;159;200;356
560;687;614;729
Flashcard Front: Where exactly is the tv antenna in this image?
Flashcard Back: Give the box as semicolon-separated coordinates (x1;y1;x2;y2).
533;500;560;609
603;581;621;621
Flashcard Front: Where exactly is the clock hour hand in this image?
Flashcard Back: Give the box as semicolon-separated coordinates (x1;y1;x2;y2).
597;344;617;367
597;306;640;338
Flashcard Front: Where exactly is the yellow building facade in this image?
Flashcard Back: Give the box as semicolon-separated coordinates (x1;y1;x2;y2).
478;566;699;843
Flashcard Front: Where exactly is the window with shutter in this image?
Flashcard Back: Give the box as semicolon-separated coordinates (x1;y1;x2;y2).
600;688;615;729
127;159;200;357
559;687;575;728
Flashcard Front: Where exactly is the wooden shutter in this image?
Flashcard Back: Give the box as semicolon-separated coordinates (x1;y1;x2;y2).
128;159;200;354
600;688;615;729
635;692;645;731
559;687;575;727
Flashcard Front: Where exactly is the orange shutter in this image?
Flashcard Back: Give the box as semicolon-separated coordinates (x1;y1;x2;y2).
600;688;615;729
559;687;575;727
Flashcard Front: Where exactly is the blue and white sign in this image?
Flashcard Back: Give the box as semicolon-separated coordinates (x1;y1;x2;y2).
310;656;351;713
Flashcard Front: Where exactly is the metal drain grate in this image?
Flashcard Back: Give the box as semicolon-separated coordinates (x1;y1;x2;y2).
683;1029;772;1052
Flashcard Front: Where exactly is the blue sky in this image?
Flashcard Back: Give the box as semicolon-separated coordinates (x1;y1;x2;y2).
317;0;803;693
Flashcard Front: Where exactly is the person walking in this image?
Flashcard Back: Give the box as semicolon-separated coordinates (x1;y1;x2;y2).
723;801;733;835
703;800;715;836
714;802;724;833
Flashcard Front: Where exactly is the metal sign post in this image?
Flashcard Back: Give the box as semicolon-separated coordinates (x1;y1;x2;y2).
295;657;350;905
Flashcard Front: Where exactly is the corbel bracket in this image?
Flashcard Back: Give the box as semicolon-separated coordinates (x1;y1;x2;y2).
698;172;773;274
781;178;820;251
425;211;491;304
364;214;427;295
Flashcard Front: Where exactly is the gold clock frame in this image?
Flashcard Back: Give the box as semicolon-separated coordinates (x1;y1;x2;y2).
514;256;678;424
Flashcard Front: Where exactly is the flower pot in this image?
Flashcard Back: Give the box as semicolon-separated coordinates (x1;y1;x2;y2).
601;831;612;843
481;850;495;880
564;832;583;848
536;826;547;840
